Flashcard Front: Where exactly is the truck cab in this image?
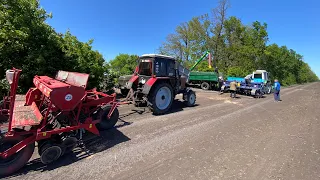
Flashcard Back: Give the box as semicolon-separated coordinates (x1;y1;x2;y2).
251;70;272;94
251;70;270;84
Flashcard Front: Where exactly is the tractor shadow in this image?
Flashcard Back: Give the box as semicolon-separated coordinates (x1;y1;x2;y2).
7;122;132;178
153;100;199;116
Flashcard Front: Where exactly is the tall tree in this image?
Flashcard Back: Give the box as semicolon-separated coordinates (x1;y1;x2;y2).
211;0;230;69
0;0;107;95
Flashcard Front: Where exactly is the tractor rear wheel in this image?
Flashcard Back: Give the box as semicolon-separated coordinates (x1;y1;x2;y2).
96;105;119;131
148;82;173;115
200;82;210;90
183;89;196;107
0;136;35;177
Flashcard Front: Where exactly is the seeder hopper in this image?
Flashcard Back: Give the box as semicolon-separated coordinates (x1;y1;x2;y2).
0;68;119;177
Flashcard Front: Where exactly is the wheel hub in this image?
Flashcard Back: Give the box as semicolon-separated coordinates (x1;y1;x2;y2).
189;93;195;104
155;87;172;110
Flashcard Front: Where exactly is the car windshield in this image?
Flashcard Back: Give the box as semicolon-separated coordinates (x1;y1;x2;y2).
254;73;262;79
138;59;152;76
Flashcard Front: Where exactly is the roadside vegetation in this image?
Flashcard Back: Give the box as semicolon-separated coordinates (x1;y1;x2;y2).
158;0;319;86
0;0;318;99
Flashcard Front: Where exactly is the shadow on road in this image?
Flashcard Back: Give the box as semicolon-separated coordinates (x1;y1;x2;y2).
153;100;199;116
7;126;131;178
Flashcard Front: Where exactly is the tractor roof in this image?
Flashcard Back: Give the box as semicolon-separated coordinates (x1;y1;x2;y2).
140;54;176;60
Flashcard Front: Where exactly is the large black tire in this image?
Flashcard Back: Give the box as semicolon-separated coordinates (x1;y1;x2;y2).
200;82;210;90
0;136;35;177
96;105;119;131
267;86;272;94
183;89;196;107
147;82;173;115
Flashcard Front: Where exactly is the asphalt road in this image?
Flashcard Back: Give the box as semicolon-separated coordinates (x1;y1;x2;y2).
4;82;320;180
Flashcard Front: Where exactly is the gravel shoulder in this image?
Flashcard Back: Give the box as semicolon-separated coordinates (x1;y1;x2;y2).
5;82;320;180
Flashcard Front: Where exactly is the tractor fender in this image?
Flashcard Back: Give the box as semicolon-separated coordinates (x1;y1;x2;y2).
126;75;139;89
142;78;157;95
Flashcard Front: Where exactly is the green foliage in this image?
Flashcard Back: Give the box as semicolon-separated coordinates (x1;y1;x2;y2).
104;53;138;88
159;0;318;85
227;67;250;77
61;31;106;90
0;78;9;99
0;0;107;98
108;53;139;76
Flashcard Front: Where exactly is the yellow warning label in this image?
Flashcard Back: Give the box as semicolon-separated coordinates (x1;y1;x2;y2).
89;124;92;128
42;132;47;136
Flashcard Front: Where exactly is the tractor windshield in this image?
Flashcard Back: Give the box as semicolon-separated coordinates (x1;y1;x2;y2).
138;59;152;76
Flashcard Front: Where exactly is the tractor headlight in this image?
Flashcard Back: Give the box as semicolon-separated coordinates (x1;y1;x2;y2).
6;70;14;84
140;77;146;84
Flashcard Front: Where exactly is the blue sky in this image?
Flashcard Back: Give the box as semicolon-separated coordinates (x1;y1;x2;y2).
40;0;320;77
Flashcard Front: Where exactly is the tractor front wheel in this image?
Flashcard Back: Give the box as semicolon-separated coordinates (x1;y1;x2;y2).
148;82;173;115
0;136;35;177
183;89;196;107
96;105;119;131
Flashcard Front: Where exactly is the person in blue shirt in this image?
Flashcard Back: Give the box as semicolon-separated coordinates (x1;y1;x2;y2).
274;79;281;102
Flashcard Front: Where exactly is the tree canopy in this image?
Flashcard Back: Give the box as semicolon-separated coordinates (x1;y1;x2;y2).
108;53;139;76
0;0;107;98
159;0;318;86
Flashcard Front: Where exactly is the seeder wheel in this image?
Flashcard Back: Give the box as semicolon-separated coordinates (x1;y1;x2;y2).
0;136;35;177
39;142;62;165
96;105;119;131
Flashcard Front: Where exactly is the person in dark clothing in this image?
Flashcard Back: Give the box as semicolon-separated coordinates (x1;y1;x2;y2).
274;79;281;102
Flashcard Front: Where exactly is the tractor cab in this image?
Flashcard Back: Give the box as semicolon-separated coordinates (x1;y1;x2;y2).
126;54;195;115
128;54;184;93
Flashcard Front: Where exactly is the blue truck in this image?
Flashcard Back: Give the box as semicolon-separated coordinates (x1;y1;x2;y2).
220;70;273;98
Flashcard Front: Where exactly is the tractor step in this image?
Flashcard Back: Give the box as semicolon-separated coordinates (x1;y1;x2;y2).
12;97;43;129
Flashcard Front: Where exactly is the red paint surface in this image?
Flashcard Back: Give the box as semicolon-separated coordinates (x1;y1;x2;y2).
146;78;157;86
129;75;139;83
33;75;86;111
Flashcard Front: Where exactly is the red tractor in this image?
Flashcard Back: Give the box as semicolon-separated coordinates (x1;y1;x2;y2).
0;68;119;177
126;54;196;115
